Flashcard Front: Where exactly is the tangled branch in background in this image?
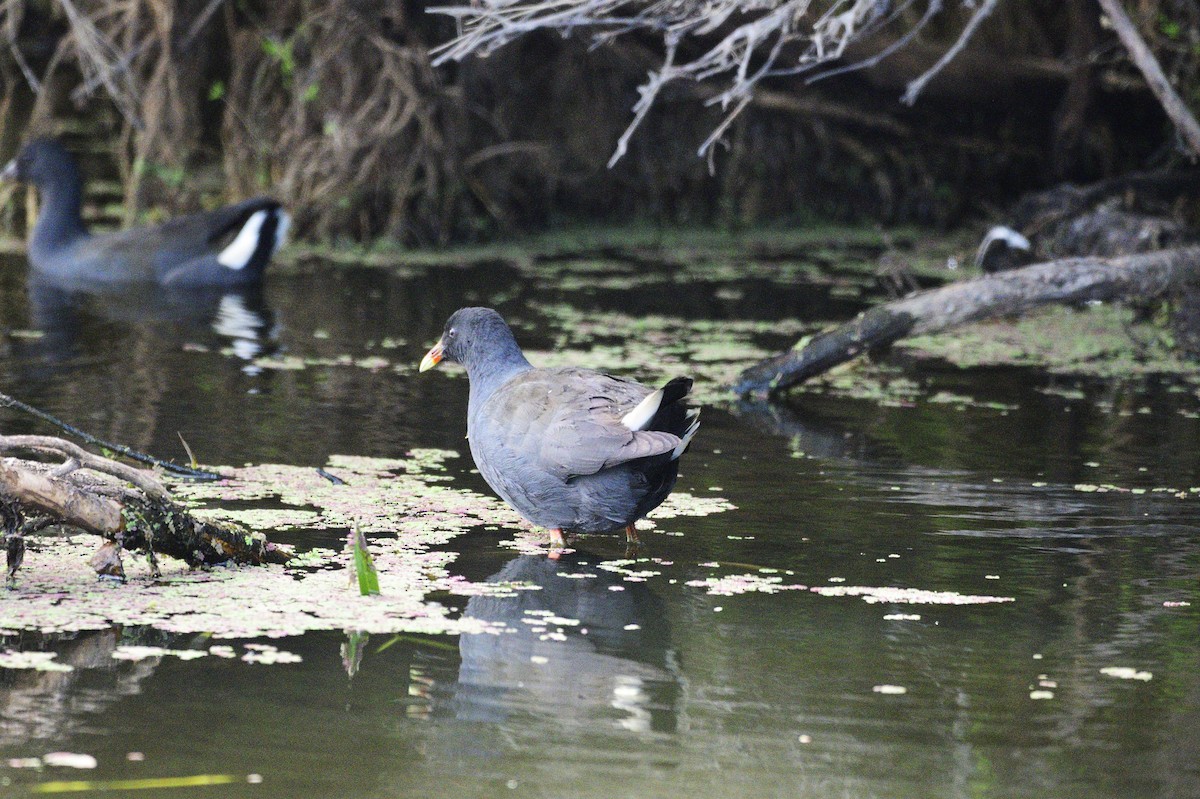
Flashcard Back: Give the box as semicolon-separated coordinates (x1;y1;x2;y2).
0;0;465;241
431;0;997;164
3;0;1197;238
222;3;456;241
0;0;227;217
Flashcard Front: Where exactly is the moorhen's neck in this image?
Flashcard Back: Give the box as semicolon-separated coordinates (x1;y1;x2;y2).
29;160;87;259
464;337;533;411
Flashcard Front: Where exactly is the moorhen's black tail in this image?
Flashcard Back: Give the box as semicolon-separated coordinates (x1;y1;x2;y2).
649;376;698;450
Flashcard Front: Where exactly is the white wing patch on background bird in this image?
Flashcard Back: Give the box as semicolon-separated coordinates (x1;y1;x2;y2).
218;210;269;269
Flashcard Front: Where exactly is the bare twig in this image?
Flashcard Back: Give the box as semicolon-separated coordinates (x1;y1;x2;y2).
2;0;41;92
805;0;940;84
180;0;227;50
0;391;221;480
431;0;911;164
56;0;143;126
607;32;681;167
901;0;997;105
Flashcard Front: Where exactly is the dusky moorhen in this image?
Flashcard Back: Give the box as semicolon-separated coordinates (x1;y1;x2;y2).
420;307;700;547
1;137;288;287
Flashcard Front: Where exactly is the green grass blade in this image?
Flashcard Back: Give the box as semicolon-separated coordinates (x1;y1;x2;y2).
351;526;380;596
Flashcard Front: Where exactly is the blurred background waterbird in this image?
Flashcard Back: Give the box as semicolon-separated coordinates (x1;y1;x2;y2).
1;138;288;288
420;307;700;548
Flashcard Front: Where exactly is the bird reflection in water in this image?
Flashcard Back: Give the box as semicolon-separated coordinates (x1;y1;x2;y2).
449;552;681;735
23;276;276;373
208;291;276;371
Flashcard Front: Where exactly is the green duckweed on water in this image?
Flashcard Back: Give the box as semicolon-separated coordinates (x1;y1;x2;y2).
0;444;1013;655
0;530;505;641
809;585;1015;604
278;223;952;276
525;305;815;404
685;574;808;595
1100;666;1153;681
901;303;1200;378
0;451;526;641
211;302;814;405
0;650;74;672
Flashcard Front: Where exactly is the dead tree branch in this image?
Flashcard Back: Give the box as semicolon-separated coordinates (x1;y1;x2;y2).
732;245;1200;396
430;0;972;163
901;0;997;105
0;457;124;534
1;435;293;581
0;435;170;501
1096;0;1200;159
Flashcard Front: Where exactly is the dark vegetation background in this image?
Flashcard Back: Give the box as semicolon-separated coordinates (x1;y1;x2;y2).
0;0;1197;244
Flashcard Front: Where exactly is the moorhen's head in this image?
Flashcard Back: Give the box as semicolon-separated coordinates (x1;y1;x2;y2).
1;138;78;188
419;307;523;373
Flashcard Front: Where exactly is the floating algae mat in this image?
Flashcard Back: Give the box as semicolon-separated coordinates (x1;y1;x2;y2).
516;305;814;405
900;303;1200;378
0;451;525;640
0;451;742;643
0;444;1001;649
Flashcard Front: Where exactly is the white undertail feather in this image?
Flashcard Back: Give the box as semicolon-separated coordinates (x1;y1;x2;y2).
621;388;664;431
974;225;1031;270
672;409;701;460
217;210;269;270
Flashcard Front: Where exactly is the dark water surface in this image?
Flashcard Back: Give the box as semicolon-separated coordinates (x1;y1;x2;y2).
2;243;1199;799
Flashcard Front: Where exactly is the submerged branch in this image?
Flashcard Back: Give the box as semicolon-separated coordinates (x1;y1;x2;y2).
732;245;1200;396
0;392;221;480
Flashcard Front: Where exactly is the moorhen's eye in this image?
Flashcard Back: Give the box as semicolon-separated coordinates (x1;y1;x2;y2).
447;328;457;339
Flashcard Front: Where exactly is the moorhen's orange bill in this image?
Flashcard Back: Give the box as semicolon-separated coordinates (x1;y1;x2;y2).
420;307;700;547
1;137;288;287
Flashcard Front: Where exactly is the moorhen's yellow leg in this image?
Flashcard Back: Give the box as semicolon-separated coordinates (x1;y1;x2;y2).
625;525;640;544
549;528;567;548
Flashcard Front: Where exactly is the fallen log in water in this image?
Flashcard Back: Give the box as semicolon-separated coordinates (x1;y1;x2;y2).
0;434;293;582
731;245;1200;397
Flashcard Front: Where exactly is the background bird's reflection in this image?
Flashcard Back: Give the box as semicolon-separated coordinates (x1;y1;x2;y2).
24;275;277;370
447;552;682;735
